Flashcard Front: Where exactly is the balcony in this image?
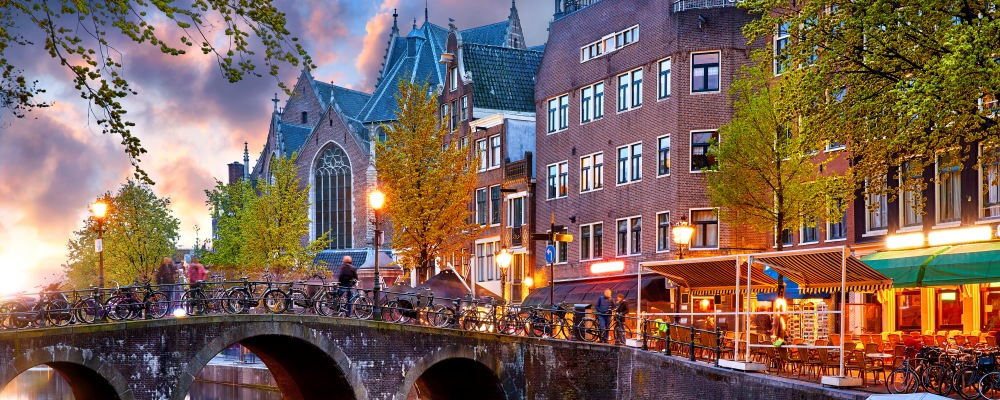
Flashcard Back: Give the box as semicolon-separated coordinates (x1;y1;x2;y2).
505;159;528;180
673;0;739;13
554;0;602;20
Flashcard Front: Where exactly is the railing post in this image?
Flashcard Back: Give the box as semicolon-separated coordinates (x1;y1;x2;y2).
689;327;696;362
664;323;671;356
715;327;722;367
641;318;648;351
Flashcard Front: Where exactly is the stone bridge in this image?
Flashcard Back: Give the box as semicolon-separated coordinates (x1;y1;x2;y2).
0;315;868;400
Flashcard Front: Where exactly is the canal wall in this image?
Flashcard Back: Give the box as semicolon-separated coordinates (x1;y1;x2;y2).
196;363;277;390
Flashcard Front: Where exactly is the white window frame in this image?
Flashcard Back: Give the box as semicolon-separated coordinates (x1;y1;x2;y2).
656;211;671;253
690;208;720;250
980;144;1000;221
580;81;605;124
657;57;671;100
580;152;604;194
616;216;642;257
580;25;639;63
691;51;721;94
546;161;569;200
450;67;459;92
657;135;671;177
547;94;570;134
690;130;718;173
800;216;820;245
461;95;469;121
475;188;488;226
476;139;488;172
935;149;963;226
774;22;790;76
863;179;889;236
580;222;604;261
489;134;501;170
616;142;642;185
899;159;924;230
507;194;527;228
489;185;502;227
617;68;643;113
826;200;848;242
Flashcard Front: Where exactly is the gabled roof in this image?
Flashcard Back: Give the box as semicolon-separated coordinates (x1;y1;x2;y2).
460;21;509;47
315;81;334;109
330;85;372;119
358;22;449;123
461;43;543;113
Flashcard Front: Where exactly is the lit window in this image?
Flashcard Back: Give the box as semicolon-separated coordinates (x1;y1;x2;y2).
580;25;639;62
865;179;888;232
692;52;720;93
490;185;501;225
658;58;671;99
900;159;924;228
476;139;488;171
547;161;569;200
937;150;962;223
580;152;603;193
489;135;501;169
691;131;718;172
982;146;1000;220
691;209;719;249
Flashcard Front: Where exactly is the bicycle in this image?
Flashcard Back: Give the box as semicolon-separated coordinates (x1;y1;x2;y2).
0;282;72;329
72;286;108;324
885;346;922;394
224;272;286;314
954;350;999;399
331;283;374;320
106;278;169;320
285;276;339;315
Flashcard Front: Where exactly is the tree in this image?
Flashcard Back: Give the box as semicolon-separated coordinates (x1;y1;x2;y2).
375;81;480;281
202;154;328;279
705;57;851;252
0;0;312;183
64;180;180;287
740;0;1000;197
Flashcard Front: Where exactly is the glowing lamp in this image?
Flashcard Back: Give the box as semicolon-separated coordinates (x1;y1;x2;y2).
590;261;625;274
775;297;788;312
886;233;925;249
928;226;992;246
700;299;710;310
523;276;533;288
368;189;385;211
173;308;187;318
495;248;512;271
91;201;108;220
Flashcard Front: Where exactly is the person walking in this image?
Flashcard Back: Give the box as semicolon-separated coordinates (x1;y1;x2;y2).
337;256;357;315
596;289;613;343
155;257;176;309
187;257;207;288
614;293;629;345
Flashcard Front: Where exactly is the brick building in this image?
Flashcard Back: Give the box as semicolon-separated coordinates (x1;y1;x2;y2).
437;2;544;302
528;0;766;308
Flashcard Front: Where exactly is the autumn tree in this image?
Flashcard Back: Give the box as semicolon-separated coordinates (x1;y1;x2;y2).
202;154;328;279
64;180;180;287
740;0;1000;197
706;57;851;252
375;81;480;281
0;0;312;183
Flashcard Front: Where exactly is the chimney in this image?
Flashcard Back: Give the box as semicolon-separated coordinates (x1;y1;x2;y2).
228;162;244;185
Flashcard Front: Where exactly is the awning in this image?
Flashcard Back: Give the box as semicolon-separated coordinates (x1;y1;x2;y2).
752;247;892;294
641;255;778;295
520;275;671;309
860;246;949;288
757;267;831;301
922;242;1000;286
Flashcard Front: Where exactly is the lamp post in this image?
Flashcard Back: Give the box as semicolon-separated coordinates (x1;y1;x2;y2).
495;247;512;303
671;215;695;260
91;201;108;289
369;189;385;321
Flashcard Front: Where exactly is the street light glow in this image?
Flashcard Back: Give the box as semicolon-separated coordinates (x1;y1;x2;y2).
495;247;512;270
671;217;695;246
368;189;385;210
91;201;108;220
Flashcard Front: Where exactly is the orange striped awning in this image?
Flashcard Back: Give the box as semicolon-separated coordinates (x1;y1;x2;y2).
641;255;779;295
751;247;892;294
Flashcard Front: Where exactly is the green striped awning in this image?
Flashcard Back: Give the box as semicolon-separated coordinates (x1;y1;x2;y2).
752;248;893;294
921;242;1000;286
860;246;950;288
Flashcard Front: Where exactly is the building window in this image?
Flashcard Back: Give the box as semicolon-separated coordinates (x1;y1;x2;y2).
896;291;921;331
691;209;719;249
580;82;604;123
827;200;847;240
779;228;793;247
459;136;468;150
657;135;670;176
580;152;603;193
691;131;718;172
826;89;847;151
982;146;1000;220
900;159;924;228
547;161;568;199
476;241;497;282
450;67;458;92
476;188;488;225
774;22;790;75
476;139;488;171
801;217;819;243
508;196;525;227
450;100;458;131
461;96;469;121
547;94;569;133
658;58;671;99
555;241;568;264
490;185;501;225
692;52;720;93
937;150;962;223
937;290;963;329
301;111;308;124
580;25;639;62
314;144;353;249
865;179;888;232
616;216;641;256
656;212;670;252
489;135;501;169
617;142;642;184
617;68;643;112
580;222;603;260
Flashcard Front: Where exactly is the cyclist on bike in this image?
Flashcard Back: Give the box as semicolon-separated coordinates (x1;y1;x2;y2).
338;256;358;314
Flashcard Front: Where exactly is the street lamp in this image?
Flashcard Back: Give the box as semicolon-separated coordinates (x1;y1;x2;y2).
495;247;512;303
91;201;108;289
369;189;385;321
671;215;695;260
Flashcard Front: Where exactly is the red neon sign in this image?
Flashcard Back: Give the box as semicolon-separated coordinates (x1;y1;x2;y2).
590;261;625;274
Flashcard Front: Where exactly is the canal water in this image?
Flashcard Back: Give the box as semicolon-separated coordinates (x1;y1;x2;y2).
0;368;281;400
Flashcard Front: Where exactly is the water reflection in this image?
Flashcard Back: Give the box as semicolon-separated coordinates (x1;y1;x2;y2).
0;367;281;400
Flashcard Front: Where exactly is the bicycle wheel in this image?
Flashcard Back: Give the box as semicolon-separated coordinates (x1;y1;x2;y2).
981;371;1000;400
145;292;169;319
182;291;206;316
954;367;983;400
886;368;920;394
498;313;522;335
45;299;73;327
578;318;601;342
551;319;570;339
73;299;99;324
460;310;482;331
526;315;550;338
106;296;132;321
7;302;31;329
226;289;251;314
262;289;288;313
286;289;309;314
352;296;374;320
922;364;953;396
380;300;402;322
427;305;452;328
316;292;338;317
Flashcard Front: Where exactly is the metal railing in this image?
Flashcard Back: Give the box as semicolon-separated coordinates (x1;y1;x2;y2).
672;0;739;13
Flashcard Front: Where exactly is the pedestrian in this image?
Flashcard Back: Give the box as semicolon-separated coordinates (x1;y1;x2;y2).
614;293;628;345
187;257;207;288
338;256;357;315
155;257;176;309
596;289;613;343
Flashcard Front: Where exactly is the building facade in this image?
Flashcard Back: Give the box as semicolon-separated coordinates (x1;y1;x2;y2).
437;4;543;302
530;0;765;307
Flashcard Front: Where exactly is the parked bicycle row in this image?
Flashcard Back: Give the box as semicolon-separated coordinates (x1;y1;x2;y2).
885;345;1000;399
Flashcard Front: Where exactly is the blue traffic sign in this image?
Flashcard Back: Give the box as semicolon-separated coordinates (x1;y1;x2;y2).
545;245;556;264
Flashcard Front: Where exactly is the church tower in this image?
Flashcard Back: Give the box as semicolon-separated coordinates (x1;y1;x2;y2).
504;0;526;49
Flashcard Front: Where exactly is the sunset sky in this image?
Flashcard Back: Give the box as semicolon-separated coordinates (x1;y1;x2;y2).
0;0;551;293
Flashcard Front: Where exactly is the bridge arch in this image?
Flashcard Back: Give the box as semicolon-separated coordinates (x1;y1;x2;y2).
175;321;368;400
0;345;133;399
395;346;506;400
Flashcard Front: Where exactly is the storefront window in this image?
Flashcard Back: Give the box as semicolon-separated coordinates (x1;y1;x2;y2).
897;291;921;331
937;290;963;329
983;289;1000;331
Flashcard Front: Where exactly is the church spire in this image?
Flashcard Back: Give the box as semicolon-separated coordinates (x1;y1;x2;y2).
243;142;249;179
391;8;399;35
505;0;526;49
425;0;429;24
